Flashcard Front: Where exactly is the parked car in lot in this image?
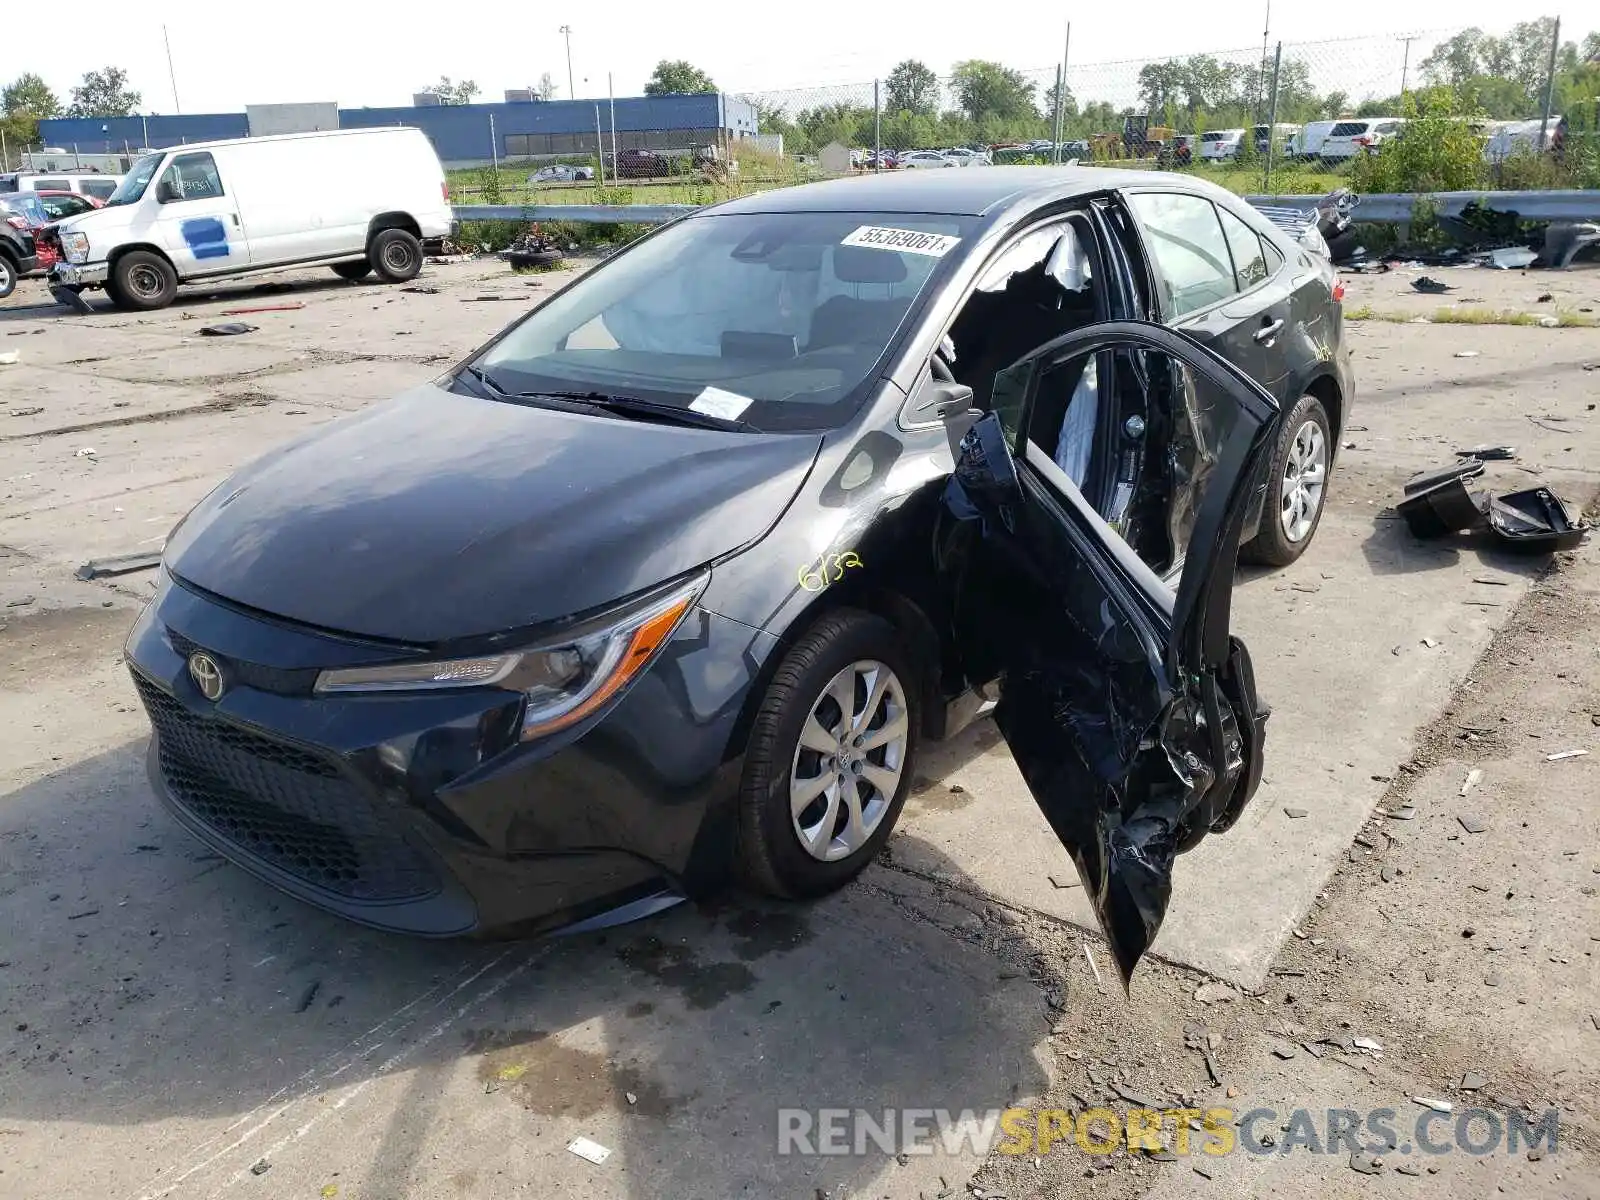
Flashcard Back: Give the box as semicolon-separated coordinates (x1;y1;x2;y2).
0;195;42;297
528;163;595;184
1484;116;1565;162
615;149;672;179
128;167;1351;978
941;147;992;167
1198;129;1246;161
1253;123;1302;155
1317;118;1405;162
900;150;956;169
0;170;122;202
49;127;452;310
1286;120;1338;161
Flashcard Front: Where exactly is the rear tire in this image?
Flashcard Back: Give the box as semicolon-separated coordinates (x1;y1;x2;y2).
110;250;177;311
737;609;921;899
0;254;16;299
1241;393;1333;567
369;229;422;283
331;260;373;280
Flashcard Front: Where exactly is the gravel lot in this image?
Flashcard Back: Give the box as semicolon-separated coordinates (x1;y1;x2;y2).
2;258;1598;1199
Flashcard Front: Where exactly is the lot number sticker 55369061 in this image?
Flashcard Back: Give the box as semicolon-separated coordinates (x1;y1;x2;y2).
841;226;962;257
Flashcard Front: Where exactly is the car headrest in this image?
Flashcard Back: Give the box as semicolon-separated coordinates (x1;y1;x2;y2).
833;245;909;284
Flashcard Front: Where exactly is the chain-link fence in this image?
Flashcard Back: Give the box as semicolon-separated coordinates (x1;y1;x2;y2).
729;19;1598;192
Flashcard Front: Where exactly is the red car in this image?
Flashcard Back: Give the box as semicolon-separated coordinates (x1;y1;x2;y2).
29;190;105;271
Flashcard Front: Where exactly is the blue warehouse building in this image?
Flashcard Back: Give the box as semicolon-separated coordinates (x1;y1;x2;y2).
37;93;760;169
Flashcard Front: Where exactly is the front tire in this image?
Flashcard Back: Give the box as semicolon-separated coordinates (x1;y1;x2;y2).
331;260;372;280
0;254;16;299
737;609;920;898
369;229;422;283
110;250;177;310
1241;393;1332;567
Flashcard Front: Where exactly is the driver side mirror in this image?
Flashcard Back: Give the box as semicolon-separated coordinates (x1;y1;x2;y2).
155;179;180;203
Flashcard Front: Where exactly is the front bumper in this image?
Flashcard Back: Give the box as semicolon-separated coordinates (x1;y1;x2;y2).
125;573;773;936
51;261;109;286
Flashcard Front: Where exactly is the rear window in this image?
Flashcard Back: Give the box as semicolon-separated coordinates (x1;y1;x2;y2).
1330;122;1369;137
1373;121;1402;135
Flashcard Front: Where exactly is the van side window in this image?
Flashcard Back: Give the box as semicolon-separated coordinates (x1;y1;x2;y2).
159;153;224;202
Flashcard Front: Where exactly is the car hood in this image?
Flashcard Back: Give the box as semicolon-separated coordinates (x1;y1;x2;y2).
164;383;824;645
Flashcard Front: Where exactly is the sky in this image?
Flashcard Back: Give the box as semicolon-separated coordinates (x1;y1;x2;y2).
16;0;1595;114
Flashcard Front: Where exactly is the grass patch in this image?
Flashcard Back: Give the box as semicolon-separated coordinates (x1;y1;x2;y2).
1342;304;1598;328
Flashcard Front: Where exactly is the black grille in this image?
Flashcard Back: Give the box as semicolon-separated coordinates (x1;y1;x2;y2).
166;629;320;696
132;673;439;903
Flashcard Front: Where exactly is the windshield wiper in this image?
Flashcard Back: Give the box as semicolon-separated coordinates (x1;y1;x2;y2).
526;389;756;433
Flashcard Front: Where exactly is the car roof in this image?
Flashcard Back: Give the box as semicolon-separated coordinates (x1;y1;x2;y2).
708;166;1177;218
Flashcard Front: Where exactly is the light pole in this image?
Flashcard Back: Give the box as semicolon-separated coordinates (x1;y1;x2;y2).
163;24;182;113
560;26;575;99
1398;34;1418;97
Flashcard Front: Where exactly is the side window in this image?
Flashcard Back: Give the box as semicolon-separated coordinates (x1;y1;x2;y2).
1216;205;1270;291
1127;193;1236;319
158;153;224;202
33;177;69;190
81;179;117;200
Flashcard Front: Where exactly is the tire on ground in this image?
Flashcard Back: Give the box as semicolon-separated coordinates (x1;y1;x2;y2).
109;250;178;311
0;253;16;299
1240;392;1333;567
368;228;422;283
736;607;921;899
332;260;373;280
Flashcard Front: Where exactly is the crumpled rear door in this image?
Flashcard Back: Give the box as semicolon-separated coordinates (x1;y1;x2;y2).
933;320;1278;984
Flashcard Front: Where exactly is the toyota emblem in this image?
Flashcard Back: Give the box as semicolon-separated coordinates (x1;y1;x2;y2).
187;651;225;701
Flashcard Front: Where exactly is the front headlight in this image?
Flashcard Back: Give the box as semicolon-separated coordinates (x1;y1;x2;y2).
313;574;707;740
62;232;90;264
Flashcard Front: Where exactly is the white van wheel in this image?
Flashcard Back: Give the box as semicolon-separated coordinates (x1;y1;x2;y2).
370;230;422;283
110;251;177;311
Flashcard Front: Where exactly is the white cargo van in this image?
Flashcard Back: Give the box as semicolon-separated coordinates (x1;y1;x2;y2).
0;172;124;201
50;127;452;310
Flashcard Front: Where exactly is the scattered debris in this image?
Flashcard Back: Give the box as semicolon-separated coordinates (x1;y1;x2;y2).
219;304;304;315
0;351;18;366
75;447;97;458
1487;246;1537;270
295;980;321;1013
1457;814;1487;834
1411;276;1453;294
1386;805;1417;820
1395;1163;1422;1176
626;1091;638;1105
7;407;43;418
5;595;36;608
1546;749;1588;761
1460;1072;1489;1090
462;294;520;302
250;1160;271;1176
1536;315;1560;328
1352;1037;1384;1053
1284;807;1309;819
1422;637;1440;649
1455;445;1515;462
1536;293;1554;303
1047;873;1080;890
1453;349;1480;358
1193;1164;1213;1179
1194;981;1239;1005
1413;1096;1453;1114
1082;944;1103;989
401;285;440;294
75;551;163;580
1397;461;1485;537
52;287;96;314
1460;768;1483;796
66;908;100;920
1472;576;1510;585
1271;1044;1297;1060
1381;865;1399;883
1349;1151;1385;1174
1484;971;1502;987
199;323;258;337
567;1136;612;1165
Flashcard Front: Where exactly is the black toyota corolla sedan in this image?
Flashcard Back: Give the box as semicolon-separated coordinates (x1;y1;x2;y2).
127;167;1353;980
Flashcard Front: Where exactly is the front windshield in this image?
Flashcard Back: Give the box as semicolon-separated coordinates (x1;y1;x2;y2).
474;210;976;432
106;153;164;207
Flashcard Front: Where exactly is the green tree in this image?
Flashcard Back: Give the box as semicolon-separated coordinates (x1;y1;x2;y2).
1042;79;1076;121
885;60;939;117
1351;88;1487;192
1137;61;1186;113
67;66;141;117
644;60;717;96
950;61;1036;123
3;73;60;119
423;76;479;104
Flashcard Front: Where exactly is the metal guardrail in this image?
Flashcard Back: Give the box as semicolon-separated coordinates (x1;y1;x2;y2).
1241;190;1600;223
454;190;1600;228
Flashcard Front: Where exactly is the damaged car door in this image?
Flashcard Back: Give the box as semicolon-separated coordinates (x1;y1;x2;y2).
933;320;1279;985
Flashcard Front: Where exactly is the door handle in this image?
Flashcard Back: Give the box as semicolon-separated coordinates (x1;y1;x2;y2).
1253;319;1285;344
229;213;240;227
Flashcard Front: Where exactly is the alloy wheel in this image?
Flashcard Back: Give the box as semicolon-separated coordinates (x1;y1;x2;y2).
789;660;908;862
1279;418;1328;543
